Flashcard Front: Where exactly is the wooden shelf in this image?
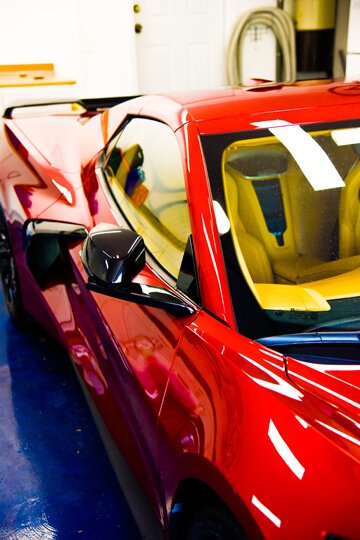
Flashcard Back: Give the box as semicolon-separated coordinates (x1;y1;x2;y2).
0;63;76;88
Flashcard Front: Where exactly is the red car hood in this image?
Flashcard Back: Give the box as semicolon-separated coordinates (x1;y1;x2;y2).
286;357;360;424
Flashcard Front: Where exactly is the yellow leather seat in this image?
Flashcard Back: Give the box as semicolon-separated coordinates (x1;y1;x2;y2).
224;160;346;286
221;137;360;316
224;144;360;287
225;169;274;283
274;254;360;284
339;159;360;258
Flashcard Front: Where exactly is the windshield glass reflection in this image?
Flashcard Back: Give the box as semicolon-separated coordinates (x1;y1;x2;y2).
203;121;360;337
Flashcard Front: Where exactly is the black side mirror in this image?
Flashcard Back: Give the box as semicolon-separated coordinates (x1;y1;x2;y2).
24;219;88;289
81;223;195;318
81;223;145;286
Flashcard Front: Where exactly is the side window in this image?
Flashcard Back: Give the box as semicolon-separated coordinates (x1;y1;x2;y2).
104;118;191;279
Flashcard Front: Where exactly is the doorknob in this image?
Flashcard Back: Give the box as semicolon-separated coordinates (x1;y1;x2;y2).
134;23;143;34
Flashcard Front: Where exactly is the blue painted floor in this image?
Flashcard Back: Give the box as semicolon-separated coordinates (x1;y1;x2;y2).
0;296;142;540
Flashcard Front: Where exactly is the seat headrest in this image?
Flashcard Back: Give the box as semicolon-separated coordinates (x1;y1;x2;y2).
227;145;288;179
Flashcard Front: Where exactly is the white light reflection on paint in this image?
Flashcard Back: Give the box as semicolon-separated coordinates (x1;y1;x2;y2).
252;495;281;528
288;370;360;410
337;411;360;431
258;348;284;371
259;348;283;361
315;421;360;447
260;358;284;372
52;179;73;204
295;415;309;429
241;354;304;401
268;419;305;480
302;362;360;375
181;109;190;126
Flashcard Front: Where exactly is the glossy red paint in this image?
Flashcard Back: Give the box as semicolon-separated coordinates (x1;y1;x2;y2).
161;315;360;539
0;80;359;540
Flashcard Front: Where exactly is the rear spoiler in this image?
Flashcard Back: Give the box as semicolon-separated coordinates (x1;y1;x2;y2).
3;95;142;119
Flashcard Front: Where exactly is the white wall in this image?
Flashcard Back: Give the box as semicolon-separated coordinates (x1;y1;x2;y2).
0;0;138;102
1;0;359;103
0;0;81;78
224;0;278;82
346;0;360;80
76;0;138;96
0;0;290;101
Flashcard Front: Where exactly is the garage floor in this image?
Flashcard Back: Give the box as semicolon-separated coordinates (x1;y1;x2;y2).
0;295;142;540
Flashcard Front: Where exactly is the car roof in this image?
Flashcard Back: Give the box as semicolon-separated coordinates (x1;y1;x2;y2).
138;80;360;134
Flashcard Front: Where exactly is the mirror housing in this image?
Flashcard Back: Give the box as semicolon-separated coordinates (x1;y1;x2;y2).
24;219;88;289
81;223;145;285
81;223;195;318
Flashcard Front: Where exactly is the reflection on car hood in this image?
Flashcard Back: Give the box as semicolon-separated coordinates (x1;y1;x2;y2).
286;356;360;426
10;114;106;174
258;330;360;426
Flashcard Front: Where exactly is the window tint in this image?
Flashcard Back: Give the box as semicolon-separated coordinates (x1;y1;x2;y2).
104;118;191;279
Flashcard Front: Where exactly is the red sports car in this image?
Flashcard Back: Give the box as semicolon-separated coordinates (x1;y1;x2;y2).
0;81;359;540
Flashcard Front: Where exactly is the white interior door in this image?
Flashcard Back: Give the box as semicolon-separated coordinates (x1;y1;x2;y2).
134;0;225;93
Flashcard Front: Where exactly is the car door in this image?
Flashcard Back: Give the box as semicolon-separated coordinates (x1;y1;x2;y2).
66;116;201;518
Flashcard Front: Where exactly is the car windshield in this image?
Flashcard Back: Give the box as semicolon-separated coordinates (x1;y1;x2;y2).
202;121;360;338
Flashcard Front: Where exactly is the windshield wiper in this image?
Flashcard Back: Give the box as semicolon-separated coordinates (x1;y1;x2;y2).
258;331;360;348
257;331;360;363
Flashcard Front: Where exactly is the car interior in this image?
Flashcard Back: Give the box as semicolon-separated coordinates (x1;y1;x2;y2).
222;130;360;311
